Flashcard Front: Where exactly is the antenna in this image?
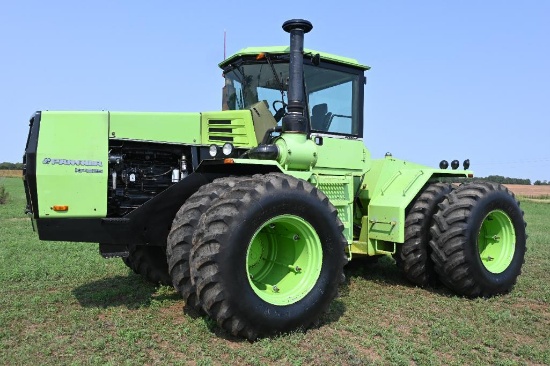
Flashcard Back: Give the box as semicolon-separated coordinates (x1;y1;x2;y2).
224;29;226;60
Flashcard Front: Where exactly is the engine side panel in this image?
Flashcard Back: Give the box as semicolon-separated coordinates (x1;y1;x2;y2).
109;112;201;144
36;111;108;218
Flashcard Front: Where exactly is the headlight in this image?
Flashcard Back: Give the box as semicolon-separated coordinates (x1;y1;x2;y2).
222;142;234;156
208;144;218;157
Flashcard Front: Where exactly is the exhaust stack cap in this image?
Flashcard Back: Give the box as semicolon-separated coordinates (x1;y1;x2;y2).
282;19;313;33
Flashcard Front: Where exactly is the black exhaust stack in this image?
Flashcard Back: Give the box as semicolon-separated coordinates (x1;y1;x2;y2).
281;19;312;133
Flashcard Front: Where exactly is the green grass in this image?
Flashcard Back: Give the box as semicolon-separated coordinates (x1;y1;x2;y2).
1;176;549;365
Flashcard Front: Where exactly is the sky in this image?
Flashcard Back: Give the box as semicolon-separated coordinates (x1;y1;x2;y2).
1;1;549;181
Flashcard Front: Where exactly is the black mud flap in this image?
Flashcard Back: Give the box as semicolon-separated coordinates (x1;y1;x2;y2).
99;243;129;258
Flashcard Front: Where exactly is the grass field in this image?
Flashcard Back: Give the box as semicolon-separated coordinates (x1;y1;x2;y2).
1;177;549;365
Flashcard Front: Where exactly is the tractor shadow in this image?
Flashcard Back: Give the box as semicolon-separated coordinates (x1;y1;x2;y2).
342;255;455;297
72;274;179;310
343;255;404;286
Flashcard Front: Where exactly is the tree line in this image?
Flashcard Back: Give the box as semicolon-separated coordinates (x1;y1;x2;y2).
476;176;550;185
0;162;24;170
477;175;532;185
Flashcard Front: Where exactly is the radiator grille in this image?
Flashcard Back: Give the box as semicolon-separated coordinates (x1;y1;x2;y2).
206;119;252;146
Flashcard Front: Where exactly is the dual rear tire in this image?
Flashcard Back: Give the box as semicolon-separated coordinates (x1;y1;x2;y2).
429;182;526;297
397;181;526;297
396;182;453;287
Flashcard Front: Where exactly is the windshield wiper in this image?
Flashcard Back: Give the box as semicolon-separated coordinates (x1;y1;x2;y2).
263;53;287;121
264;53;285;103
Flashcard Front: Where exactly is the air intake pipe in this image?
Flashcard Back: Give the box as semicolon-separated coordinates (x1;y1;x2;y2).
248;19;318;170
281;19;312;133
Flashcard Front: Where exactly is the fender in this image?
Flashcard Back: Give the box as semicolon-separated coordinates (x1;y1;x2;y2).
361;156;471;244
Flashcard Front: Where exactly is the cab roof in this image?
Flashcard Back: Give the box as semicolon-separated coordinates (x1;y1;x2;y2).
219;46;370;71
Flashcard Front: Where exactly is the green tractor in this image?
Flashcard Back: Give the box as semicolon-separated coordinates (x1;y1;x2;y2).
23;19;526;340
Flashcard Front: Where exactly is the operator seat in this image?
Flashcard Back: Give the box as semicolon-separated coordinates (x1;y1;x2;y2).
310;103;332;132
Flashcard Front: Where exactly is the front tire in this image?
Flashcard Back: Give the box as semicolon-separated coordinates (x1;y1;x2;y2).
190;174;347;340
429;182;526;297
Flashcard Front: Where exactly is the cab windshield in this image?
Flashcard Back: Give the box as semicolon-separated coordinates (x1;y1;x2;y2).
223;60;363;136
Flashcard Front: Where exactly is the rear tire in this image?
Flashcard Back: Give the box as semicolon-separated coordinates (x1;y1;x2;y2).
190;174;347;340
429;182;526;297
122;243;171;286
396;182;453;287
166;177;248;311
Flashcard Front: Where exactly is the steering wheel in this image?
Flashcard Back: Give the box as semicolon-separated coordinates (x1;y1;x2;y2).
272;100;287;122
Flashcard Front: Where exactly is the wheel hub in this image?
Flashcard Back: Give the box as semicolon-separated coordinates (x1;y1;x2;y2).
246;215;323;305
477;210;516;274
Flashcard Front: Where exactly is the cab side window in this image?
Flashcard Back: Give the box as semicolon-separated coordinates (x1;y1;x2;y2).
305;65;361;136
309;81;353;134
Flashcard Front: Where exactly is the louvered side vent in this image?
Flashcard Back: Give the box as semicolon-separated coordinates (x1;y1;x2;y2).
316;177;354;242
206;119;252;146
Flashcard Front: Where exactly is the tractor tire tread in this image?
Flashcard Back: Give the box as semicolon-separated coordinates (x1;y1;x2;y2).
167;176;250;310
123;243;171;286
397;182;453;287
429;181;526;297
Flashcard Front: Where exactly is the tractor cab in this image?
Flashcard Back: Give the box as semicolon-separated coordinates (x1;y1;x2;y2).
220;46;370;138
